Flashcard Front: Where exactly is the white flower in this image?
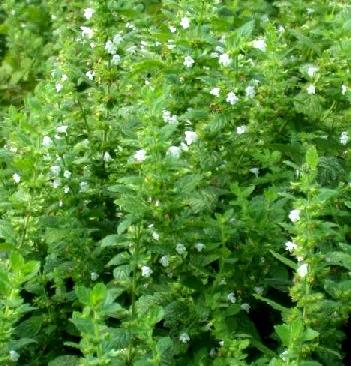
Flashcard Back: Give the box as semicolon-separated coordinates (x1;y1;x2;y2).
278;25;285;33
52;179;61;188
341;84;348;95
152;231;160;241
227;292;236;303
194;243;205;252
113;33;123;45
236;125;247;135
80;181;89;192
9;350;19;362
55;83;63;92
306;84;316;95
43;136;53;147
103;151;112;161
184;131;198;145
12;173;21;184
111;54;121;65
297;263;308;278
141;265;153;277
210;87;220;97
90;271;99;281
50;165;61;175
167;145;181;158
179;332;190;343
245;85;255;98
176;243;186;255
226;91;239;105
307;65;318;77
285;241;297;252
280;350;289;361
56;125;68;134
162;110;178;124
80;26;94;39
240;303;250;313
61;74;68;81
134;149;147;162
83;7;94;20
64;186;70;194
340;131;349;145
184;56;195;68
160;256;169;267
86;70;95;80
218;53;231;67
249;167;259;177
126;22;136;30
180;17;190;29
252;38;266;51
64;170;72;179
289;209;300;223
105;40;117;55
169;25;177;33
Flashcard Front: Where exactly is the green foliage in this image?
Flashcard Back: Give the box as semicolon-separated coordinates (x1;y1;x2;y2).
0;0;351;365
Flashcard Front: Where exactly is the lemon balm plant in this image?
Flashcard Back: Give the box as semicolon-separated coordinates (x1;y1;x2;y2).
0;0;351;365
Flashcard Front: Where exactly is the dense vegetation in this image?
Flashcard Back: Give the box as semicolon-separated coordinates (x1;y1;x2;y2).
0;1;351;365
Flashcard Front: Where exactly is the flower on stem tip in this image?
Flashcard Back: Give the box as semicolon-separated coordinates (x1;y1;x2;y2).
285;241;297;252
141;266;153;277
289;209;300;223
134;149;147;162
83;8;94;20
184;56;195;68
226;91;238;105
297;263;308;278
12;173;21;184
180;17;190;29
218;53;231;67
176;243;186;254
179;332;190;343
184;131;198;145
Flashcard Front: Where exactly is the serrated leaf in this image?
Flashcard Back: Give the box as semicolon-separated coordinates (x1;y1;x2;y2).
113;265;131;281
48;355;79;366
270;250;296;270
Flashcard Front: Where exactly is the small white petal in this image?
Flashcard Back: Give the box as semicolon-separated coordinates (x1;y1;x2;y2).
289;209;300;223
180;17;190;29
297;263;308;278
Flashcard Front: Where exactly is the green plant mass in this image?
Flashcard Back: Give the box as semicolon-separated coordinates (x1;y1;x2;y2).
0;0;351;365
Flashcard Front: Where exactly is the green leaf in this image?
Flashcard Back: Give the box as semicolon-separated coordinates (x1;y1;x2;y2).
71;315;95;334
91;283;107;305
48;355;79;366
253;294;288;313
270;250;296;270
100;234;129;248
0;269;10;292
306;145;318;170
75;286;91;306
9;251;25;272
303;327;319;341
15;315;44;338
113;265;131;281
107;252;130;267
325;251;351;270
156;337;173;354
